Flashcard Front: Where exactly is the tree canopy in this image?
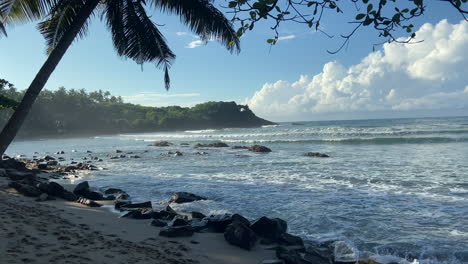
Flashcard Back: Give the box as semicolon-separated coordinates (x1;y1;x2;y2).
0;79;274;138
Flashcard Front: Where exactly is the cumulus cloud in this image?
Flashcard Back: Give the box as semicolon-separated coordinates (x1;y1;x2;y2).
245;20;468;121
278;34;296;41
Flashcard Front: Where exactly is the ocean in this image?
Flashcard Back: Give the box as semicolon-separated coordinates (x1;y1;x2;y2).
6;116;468;264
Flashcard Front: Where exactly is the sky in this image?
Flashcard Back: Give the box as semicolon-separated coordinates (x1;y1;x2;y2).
0;1;467;122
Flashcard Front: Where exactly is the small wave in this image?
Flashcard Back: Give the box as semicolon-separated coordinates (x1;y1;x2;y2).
262;125;279;128
222;136;468;145
184;129;217;133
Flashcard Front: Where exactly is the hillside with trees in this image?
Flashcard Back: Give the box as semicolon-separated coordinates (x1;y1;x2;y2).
0;79;274;138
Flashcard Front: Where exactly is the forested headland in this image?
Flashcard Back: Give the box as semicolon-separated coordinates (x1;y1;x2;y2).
0;79;274;138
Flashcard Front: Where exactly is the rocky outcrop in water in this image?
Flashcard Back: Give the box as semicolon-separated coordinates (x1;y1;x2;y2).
195;142;229;148
170;192;207;204
248;145;272;153
304;152;330;158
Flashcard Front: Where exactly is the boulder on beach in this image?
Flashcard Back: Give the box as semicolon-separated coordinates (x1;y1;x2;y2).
153;141;173;147
77;197;102;207
151;219;168;227
6;170;36;182
278;233;304;247
195;142;229;148
0;158;27;171
122;210;153;220
304;152;330;158
224;222;257;250
169;217;189;227
276;245;306;264
73;181;104;200
251;216;287;240
119;201;152;211
152;210;177;221
170;192;207;204
159;226;194;237
248;145;272;153
37;182;77;201
205;213;250;233
9;182;42;197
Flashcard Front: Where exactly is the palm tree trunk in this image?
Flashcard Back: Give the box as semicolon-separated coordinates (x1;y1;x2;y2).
0;0;100;157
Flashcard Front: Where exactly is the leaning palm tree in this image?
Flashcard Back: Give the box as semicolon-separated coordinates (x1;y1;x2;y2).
0;0;240;156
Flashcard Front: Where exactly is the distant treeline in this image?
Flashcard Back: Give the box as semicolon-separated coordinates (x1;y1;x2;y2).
0;79;274;138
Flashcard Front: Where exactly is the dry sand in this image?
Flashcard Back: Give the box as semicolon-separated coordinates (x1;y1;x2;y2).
0;186;276;264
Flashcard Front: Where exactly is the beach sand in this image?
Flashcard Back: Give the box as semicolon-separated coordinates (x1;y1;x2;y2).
0;185;275;264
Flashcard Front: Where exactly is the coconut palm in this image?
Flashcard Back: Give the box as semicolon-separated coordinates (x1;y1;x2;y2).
0;0;240;156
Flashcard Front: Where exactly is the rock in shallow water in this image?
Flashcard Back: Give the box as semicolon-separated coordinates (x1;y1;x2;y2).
248;145;272;153
304;152;330;158
170;192;207;204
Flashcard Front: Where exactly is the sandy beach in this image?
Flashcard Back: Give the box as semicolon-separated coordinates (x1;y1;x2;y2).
0;183;275;264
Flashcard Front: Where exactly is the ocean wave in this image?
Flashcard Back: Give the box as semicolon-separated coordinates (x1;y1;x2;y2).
184;129;218;133
221;136;468;144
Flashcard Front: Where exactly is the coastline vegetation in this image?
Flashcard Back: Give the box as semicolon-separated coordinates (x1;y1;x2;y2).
0;79;274;138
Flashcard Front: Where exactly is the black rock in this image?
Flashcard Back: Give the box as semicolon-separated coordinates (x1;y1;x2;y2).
251;216;287;240
232;146;250;149
153;141;173;147
224;222;257;250
9;182;42;197
169;217;189;227
152;210;177;220
6;170;36;182
77;197;102;207
159;226;194;237
151;219;168;227
170;192;207;204
0;158;27;171
60;190;77;201
279;233;304;247
304;152;330;158
195;142;229;148
122;210;153;220
43;155;56;161
205;214;234;233
276;246;310;264
37;163;48;170
73;181;90;196
248;145;272;153
115;193;130;200
115;150;123;153
85;191;104;200
104;188;125;195
115;201;131;210
47;160;58;166
232;213;251;227
191;211;206;219
119;201;152;211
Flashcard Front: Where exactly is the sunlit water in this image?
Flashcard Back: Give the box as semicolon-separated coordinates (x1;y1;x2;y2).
7;117;468;264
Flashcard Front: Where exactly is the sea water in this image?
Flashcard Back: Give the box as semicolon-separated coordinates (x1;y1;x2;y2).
7;116;468;264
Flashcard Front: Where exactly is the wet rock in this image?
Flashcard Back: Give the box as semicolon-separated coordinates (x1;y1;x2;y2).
37;163;48;170
60;190;77;201
0;168;6;177
153;141;173;147
304;152;330;158
276;246;310;264
180;143;190;146
195;142;229;148
73;181;90;196
0;158;27;171
159;226;194;237
152;210;177;221
232;213;251;227
86;150;92;153
104;188;125;195
205;214;234;233
115;192;130;200
119;201;152;211
303;242;333;264
115;150;123;153
6;170;36;182
196;151;208;155
251;216;287;240
46;160;58;166
170;192;207;204
37;182;77;201
173;151;183;157
85;191;104;200
169;217;189;227
232;146;249;149
224;222;257;250
248;145;272;153
151;219;168;227
115;201;131;210
9;182;42;197
122;209;153;220
130;155;141;159
77;197;102;207
279;233;304;247
190;219;209;232
191;211;206;219
43;155;56;161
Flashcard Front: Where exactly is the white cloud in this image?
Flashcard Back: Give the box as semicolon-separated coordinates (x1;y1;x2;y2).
122;92;201;107
186;39;206;49
278;35;296;41
245;20;468;121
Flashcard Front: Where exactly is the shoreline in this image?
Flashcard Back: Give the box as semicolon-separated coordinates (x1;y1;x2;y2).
0;189;276;264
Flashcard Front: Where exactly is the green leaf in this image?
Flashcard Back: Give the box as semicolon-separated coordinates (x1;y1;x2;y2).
356;13;366;20
367;4;373;13
0;94;19;109
228;1;237;8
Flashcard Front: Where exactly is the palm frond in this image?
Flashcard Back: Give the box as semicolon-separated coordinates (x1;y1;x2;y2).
105;0;175;89
37;0;92;53
0;0;58;24
150;0;240;53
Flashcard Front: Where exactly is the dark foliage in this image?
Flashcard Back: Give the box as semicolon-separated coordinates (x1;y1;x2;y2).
0;79;274;138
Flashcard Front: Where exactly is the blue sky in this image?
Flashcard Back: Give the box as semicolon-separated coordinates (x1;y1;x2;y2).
0;1;466;121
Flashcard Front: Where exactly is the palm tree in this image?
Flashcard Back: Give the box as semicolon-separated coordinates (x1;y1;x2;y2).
0;0;240;156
